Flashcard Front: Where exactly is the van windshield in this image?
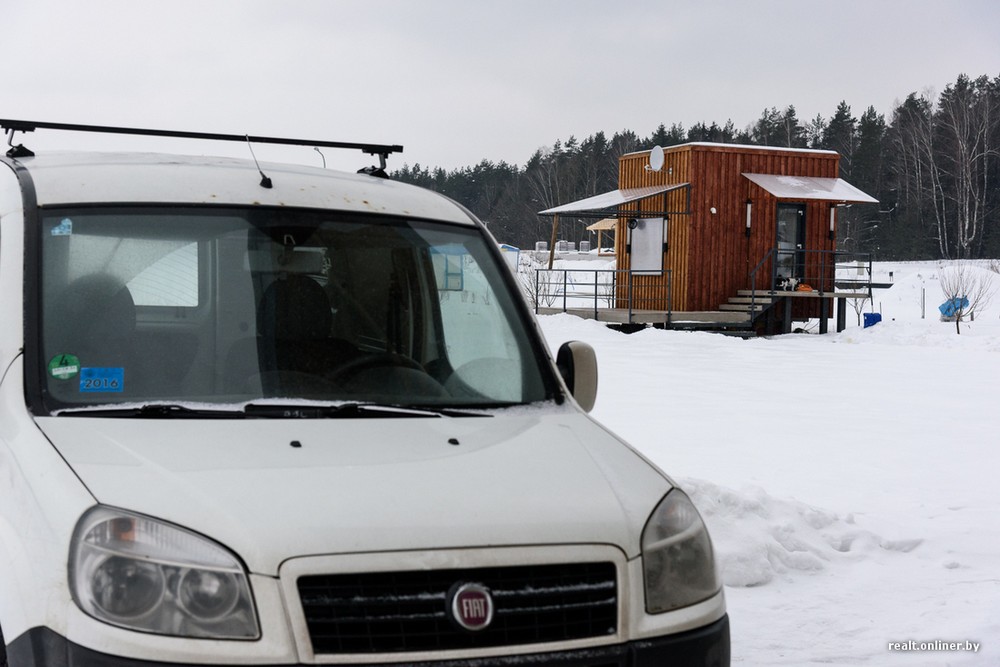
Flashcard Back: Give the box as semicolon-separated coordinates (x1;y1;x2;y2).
36;207;552;414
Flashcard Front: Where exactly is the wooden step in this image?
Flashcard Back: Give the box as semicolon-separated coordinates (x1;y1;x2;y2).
738;290;781;297
670;311;751;324
720;303;765;312
738;289;872;299
726;296;775;305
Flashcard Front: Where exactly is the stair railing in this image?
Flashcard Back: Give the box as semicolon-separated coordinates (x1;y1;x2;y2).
745;248;875;327
747;248;777;322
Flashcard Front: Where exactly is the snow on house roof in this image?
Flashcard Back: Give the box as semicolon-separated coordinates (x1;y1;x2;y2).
743;173;878;203
538;183;689;216
623;142;839;158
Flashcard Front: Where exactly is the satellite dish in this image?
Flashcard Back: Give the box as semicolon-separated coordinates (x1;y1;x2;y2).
647;145;664;172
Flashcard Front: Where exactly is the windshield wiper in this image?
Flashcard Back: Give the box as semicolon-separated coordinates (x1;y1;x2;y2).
56;404;247;418
57;402;493;419
242;402;490;419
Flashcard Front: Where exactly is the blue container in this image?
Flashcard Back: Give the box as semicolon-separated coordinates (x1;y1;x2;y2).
863;313;882;328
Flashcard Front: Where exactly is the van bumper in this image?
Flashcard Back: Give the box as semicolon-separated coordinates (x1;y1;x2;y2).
6;615;729;666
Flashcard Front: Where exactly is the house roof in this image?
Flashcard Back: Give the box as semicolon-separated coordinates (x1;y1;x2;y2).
743;173;878;203
538;183;689;216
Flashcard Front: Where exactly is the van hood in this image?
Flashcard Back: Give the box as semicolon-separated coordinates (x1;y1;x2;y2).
35;410;670;574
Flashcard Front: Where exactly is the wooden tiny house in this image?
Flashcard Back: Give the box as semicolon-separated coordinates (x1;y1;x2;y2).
538;143;877;334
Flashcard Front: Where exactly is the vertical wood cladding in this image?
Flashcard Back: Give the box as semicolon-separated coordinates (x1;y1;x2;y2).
616;144;840;312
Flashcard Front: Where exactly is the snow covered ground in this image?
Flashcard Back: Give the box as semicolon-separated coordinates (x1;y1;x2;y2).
535;260;999;666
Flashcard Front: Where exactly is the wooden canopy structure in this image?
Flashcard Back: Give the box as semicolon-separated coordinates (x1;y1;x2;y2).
586;218;617;256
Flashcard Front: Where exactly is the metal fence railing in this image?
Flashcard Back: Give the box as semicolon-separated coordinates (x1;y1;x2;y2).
529;253;874;329
532;269;673;323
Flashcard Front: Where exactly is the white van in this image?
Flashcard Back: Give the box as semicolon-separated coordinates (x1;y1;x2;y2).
0;121;728;666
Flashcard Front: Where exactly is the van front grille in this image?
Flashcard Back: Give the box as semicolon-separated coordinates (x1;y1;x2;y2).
297;562;618;655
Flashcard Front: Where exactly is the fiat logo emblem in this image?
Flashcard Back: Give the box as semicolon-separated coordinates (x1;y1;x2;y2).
448;582;494;631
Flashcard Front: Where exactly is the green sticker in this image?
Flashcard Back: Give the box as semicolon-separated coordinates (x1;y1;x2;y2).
48;354;81;380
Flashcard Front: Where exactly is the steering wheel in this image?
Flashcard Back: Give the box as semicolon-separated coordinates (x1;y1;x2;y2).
329;352;425;384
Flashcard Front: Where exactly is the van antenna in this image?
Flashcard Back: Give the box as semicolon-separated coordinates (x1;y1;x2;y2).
314;147;326;168
245;135;273;189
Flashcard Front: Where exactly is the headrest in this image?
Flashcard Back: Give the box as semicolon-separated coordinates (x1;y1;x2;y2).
54;274;136;350
257;275;333;340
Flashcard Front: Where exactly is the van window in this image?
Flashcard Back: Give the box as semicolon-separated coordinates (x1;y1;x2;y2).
35;208;551;414
127;241;199;306
436;250;526;402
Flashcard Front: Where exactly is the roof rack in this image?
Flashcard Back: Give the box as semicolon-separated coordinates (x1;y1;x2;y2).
1;119;403;175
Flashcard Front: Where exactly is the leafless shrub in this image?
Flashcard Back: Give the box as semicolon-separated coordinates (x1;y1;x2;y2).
515;256;557;309
850;295;872;326
939;262;997;334
599;273;616;308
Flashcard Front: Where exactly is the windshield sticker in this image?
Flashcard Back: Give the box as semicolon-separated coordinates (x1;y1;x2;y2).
79;367;124;393
51;218;73;236
48;354;81;381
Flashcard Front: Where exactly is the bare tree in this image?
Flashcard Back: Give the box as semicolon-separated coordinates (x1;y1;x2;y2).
850;295;871;327
890;77;1000;259
891;92;949;256
939;262;996;333
514;255;557;309
935;75;999;258
524;144;565;213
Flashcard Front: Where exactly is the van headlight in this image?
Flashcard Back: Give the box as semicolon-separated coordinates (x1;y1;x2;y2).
70;506;259;639
641;489;720;614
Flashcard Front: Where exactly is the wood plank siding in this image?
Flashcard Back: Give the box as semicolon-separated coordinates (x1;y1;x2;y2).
615;143;841;313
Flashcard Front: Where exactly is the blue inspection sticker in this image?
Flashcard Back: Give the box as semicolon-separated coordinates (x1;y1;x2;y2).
79;367;124;393
51;218;73;236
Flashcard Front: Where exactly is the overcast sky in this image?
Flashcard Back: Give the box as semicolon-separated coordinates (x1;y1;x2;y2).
3;1;999;172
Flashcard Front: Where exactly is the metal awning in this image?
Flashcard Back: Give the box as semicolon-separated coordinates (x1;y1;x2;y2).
539;183;690;216
586;217;617;231
743;173;877;203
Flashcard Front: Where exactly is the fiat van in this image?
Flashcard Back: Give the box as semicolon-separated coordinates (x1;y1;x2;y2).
0;120;728;666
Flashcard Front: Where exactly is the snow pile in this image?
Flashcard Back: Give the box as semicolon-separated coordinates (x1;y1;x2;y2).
681;478;920;588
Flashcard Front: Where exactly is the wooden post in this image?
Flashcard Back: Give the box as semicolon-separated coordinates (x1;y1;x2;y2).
547;214;560;270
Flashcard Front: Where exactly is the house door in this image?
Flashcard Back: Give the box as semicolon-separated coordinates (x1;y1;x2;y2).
776;204;806;281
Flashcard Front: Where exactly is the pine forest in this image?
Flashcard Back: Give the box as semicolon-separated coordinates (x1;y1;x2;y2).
393;73;1000;262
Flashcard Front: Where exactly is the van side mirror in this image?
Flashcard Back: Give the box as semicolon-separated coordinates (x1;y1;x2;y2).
556;341;598;412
